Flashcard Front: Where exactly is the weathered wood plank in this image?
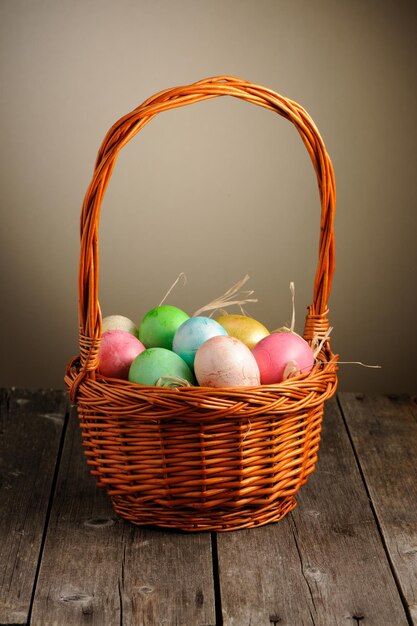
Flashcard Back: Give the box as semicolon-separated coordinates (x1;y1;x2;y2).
339;393;417;624
0;388;68;625
215;396;409;625
30;406;216;626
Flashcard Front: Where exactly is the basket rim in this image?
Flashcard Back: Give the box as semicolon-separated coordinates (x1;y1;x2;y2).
65;349;338;415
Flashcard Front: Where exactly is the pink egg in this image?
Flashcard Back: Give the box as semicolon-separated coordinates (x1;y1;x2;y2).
252;332;315;384
194;335;260;387
98;330;145;379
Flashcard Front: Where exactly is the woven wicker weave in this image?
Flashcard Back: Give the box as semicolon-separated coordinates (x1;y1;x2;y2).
65;76;338;532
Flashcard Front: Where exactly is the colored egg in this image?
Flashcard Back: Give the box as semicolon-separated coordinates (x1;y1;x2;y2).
102;314;138;337
215;314;269;350
172;316;228;368
98;330;145;379
138;305;189;350
194;335;260;387
128;347;196;386
252;332;315;384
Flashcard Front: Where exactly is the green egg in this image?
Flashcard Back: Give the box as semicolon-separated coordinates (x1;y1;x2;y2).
128;347;196;386
138;305;189;349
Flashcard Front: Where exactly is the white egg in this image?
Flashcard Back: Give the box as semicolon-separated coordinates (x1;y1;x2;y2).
194;335;260;387
102;315;138;337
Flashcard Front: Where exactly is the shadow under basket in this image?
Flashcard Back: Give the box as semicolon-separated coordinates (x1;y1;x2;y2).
65;76;338;532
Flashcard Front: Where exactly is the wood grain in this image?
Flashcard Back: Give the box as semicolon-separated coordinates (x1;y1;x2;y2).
215;396;409;626
3;389;415;625
30;406;216;626
0;388;68;625
339;393;417;624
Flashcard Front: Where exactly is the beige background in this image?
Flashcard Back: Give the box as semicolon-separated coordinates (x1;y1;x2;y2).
0;0;416;392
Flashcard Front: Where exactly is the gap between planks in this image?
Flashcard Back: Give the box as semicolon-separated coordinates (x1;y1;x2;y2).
0;389;70;626
25;399;71;626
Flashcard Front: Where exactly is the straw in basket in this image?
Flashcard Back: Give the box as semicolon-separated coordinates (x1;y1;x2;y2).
65;76;338;532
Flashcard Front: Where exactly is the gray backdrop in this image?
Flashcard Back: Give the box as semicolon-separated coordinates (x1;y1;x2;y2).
1;0;416;393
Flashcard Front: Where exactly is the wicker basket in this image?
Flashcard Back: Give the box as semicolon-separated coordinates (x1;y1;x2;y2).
65;76;338;532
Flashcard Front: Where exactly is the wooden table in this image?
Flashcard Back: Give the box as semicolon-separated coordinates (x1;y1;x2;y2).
1;389;416;626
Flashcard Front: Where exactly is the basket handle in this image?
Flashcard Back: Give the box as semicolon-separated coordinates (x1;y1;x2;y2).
75;76;336;383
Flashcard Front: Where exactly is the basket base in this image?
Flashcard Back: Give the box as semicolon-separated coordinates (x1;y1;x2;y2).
110;495;297;532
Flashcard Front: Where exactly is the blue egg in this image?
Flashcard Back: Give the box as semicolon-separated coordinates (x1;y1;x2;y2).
172;316;228;368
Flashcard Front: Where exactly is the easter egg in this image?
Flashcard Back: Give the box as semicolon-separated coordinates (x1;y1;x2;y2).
194;335;260;387
102;314;138;337
138;305;189;350
172;316;228;368
98;330;145;379
215;314;269;350
252;332;315;384
128;347;196;386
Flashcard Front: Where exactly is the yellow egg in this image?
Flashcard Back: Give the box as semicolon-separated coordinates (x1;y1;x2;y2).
215;314;269;350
